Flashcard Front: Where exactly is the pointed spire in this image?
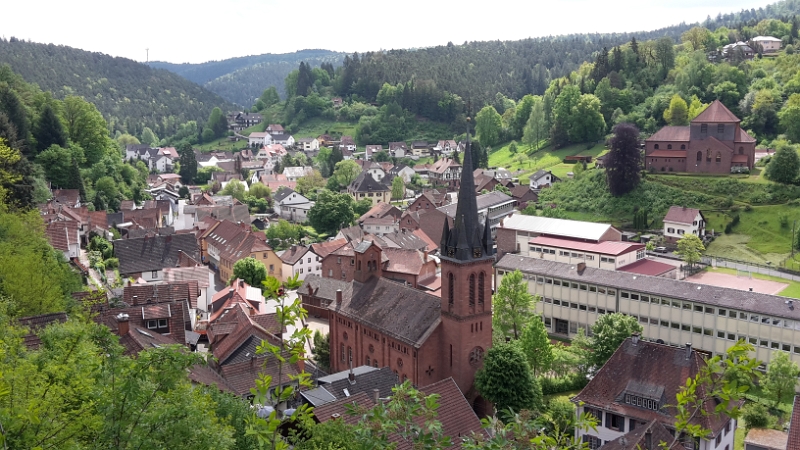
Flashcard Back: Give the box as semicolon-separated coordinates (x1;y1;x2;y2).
440;116;492;262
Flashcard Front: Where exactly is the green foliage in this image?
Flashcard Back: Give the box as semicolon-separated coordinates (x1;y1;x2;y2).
296;169;326;197
332;159;361;187
220;178;247;202
676;233;705;267
589;313;643;369
764;141;800;184
519;317;554;377
493;270;537;339
353;198;373;216
606;123;641;196
231;257;268;287
475;343;543;419
391;176;405;200
308;189;355;235
33;103;67;153
475;105;503;148
761;352;800;407
63;96;113;166
741;403;771;429
311;330;330;372
663;94;688;125
266;219;305;250
538;373;589;395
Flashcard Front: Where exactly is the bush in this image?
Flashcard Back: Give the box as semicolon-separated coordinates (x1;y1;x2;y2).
539;373;589;395
742;402;771;429
104;257;119;269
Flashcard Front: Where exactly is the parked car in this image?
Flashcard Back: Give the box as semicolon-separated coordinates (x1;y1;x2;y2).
654;246;668;253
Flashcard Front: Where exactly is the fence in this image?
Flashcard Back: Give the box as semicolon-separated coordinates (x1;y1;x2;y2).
701;256;800;283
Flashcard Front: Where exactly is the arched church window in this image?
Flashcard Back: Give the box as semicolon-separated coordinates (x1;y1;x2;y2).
716;152;721;163
468;274;476;309
739;147;744;155
696;151;702;161
654;144;659;149
448;273;454;310
478;272;485;308
667;144;672;149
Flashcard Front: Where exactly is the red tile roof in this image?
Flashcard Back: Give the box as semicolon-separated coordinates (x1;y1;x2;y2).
617;259;676;277
736;126;756;143
692;100;740;123
314;392;375;425
788;396;800;450
744;428;788;450
646;126;690;142
648;150;687;158
663;206;702;225
419;377;486;447
45;221;79;252
529;236;644;256
310;238;349;259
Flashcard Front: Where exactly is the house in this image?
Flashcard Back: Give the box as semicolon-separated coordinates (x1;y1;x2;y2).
389;141;408;158
257;144;288;173
44;221;80;260
125;144;169;172
411;140;429;157
309;238;349;260
346;171;391;206
645;100;756;174
266;124;284;133
407;190;449;213
364;162;387;183
199;219;282;281
473;173;500;193
283;166;314;182
496;214;622;259
663;206;705;244
600;419;683;450
788;396;800;450
496;254;800;365
115;234;201;281
260;173;296;192
358;202;402;223
722;42;755;60
340;135;356;152
227;112;263;131
427;158;462;190
389;164;415;183
332;97;344;108
273;189;313;222
744;429;788;450
571;336;736;450
438;190;515;239
162;265;216;313
248;132;270;147
300;143;494;409
365;145;384;161
270;132;295;147
529;169;561;190
435;140;458;155
296;137;320;151
510;185;538;209
751;36;782;53
301;366;398;407
317;134;334;147
52;189;82;208
279;245;322;282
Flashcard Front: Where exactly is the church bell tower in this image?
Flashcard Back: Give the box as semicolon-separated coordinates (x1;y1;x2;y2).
439;121;494;396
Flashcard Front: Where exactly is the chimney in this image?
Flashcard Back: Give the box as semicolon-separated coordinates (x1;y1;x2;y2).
336;289;342;305
297;349;305;373
116;313;130;336
372;388;380;404
749;287;753;292
685;343;692;359
576;262;586;274
348;365;355;384
423;250;428;261
631;332;640;345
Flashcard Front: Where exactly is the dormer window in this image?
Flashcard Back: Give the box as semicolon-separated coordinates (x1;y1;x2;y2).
624;393;661;410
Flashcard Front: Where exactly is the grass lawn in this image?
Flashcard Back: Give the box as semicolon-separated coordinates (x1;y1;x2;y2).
734;428;744;450
543;389;581;403
706;267;800;298
488;141;607;183
705;234;788;266
292;118;358;139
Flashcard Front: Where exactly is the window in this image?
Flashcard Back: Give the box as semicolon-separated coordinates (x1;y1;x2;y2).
328;269;333;277
701;124;708;134
606;413;624;431
340;343;345;362
583;435;602;450
716;152;721;163
718;308;726;316
151;270;158;278
681;144;686;150
739;146;744;155
478;272;485;307
697;151;702;161
350;258;354;266
448;273;454;309
468;274;476;309
654;144;660;149
667;227;675;233
667;144;673;149
718;124;725;134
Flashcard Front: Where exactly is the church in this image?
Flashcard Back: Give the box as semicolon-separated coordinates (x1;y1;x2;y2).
644;100;756;174
299;135;494;409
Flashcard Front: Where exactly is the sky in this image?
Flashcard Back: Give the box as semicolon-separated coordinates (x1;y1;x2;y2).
3;0;779;64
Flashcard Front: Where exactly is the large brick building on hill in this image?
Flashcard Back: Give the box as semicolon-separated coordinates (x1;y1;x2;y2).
644;100;756;174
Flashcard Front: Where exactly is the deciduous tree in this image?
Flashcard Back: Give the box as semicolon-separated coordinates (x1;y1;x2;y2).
493;269;537;339
676;233;705;268
663;94;689;126
332;159;361;187
762;351;800;407
220;179;247;202
307;189;355;235
605;123;641;196
765;141;800;184
475;105;503;148
522;96;547;151
231;257;268;286
391;176;405;200
519;317;554;377
311;330;330;372
296;169;325;197
589;312;643;369
63;95;111;165
475;343;543;418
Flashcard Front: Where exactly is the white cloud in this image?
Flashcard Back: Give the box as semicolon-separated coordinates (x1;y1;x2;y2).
3;0;777;64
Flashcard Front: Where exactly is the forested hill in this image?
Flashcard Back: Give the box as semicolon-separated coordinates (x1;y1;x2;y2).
0;38;236;138
149;49;346;106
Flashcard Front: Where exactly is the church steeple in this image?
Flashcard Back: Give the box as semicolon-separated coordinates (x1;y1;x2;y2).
441;121;494;262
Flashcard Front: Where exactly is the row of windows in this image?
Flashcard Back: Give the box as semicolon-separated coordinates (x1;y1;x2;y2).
666;227;686;234
623;394;660;411
620;292;800;330
529;246;556;255
531;277;617;296
544;297;613;316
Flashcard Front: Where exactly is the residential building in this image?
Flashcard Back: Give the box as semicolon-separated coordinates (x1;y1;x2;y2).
297;137;320;151
270;132;295;147
389;164;416;183
645;100;756;174
722;42;755;60
364;162;387;183
199;219;282;281
347;171;391;206
227;112;263;131
663;206;706;244
115;234;201;281
572;336;736;450
427;158;462;190
301;139;494;409
529;169;561;190
495;255;800;365
301;366;398;408
279;245;322;282
389;141;408;158
44;221;80;260
273;188;313;222
744;429;788;450
407;190;449;212
340;135;356;152
435;140;458;155
266;124;284;133
365;144;384;160
496;214;622;259
411;140;429;157
752;36;782;53
438;190;514;239
248;131;270;147
510;185;538;209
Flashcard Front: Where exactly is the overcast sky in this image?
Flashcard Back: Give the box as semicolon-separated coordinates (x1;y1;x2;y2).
4;0;778;64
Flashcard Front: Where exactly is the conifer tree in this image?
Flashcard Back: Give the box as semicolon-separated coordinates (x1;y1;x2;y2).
34;104;67;154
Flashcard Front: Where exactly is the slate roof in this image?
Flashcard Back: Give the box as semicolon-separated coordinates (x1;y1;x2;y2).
331;277;441;347
279;245;310;265
299;274;361;303
322;367;398;401
115;234;200;275
119;326;183;356
692;100;740;123
348;171;390;193
273;188;297;203
438;191;513;218
646;126;691;142
573;338;731;436
600;419;682;450
496;255;800;321
663;206;702;225
788;395;800;450
270;132;293;142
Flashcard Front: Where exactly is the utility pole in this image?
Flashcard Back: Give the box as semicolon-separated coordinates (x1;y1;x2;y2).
145;48;149;63
793;220;796;258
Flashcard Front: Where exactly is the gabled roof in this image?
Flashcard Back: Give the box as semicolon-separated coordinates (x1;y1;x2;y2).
270;132;293;141
692;100;740;124
45;220;79;252
322;366;398;402
389;141;408;151
119;326;183;356
115;234;200;275
646;126;691;142
279;245;310;265
419;377;486;448
663;206;702;225
17;312;69;350
499;214;617;242
358;202;401;222
310;238;349;258
601;419;682;450
573;338;731;435
331;277;441;347
299;274;361;303
745;428;789;450
788;396;800;450
381;230;430;251
348;171;390;193
273;188;298;203
123;280;200;308
382;248;431;276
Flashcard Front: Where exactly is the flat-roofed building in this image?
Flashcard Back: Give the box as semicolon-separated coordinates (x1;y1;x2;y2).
496;214;622;259
496;254;800;365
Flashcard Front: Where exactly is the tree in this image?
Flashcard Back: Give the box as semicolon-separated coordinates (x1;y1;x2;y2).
207;107;229;139
513;95;537;138
116;133;140;146
391;176;405;200
568;94;606;142
311;330;330;372
589;313;643;369
231;257;268;286
475;343;543;418
551;85;581;147
332;159;361;187
307;189;355;235
654;37;676;78
36;144;81;189
676;234;705;269
519;317;554;377
249;182;271;200
140;126;159;146
354;198;373;216
605;123;641;196
177;142;198;184
779;94;800;143
765;141;800;184
663;94;689;126
493;269;537;339
34;103;67;153
63;96;111;165
475;105;503;148
522;97;547;151
265;219;304;250
220;179;247;202
681;26;712;51
762;352;800;407
0;86;29;153
295;169;325;196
